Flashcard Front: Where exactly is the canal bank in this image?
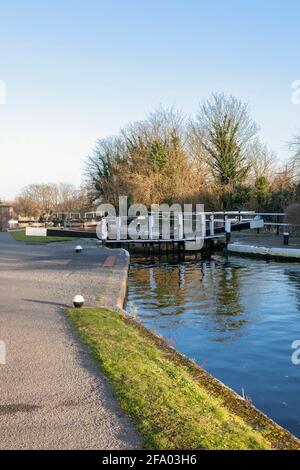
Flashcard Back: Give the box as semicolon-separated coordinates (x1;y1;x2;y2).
81;247;300;449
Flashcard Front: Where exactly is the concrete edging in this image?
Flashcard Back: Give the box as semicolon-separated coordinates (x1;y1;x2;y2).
228;243;300;261
115;249;130;310
97;248;130;311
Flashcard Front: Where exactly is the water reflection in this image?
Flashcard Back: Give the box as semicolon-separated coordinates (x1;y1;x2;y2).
211;264;246;340
129;257;247;341
285;270;300;311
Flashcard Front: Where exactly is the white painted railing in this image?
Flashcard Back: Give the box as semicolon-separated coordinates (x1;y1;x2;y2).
101;212;264;241
24;211;293;239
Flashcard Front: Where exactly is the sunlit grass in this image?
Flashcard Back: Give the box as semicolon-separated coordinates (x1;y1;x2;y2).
10;229;76;244
67;307;273;450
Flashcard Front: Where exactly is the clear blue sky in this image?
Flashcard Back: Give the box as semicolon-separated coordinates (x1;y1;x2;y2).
0;0;300;199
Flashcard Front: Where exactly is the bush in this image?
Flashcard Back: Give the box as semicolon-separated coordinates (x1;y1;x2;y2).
285;203;300;226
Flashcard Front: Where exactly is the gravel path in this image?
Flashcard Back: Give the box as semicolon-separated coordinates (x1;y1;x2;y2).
0;233;140;450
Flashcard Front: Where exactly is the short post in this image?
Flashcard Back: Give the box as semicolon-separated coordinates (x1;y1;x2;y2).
283;232;289;246
277;215;280;236
73;295;85;308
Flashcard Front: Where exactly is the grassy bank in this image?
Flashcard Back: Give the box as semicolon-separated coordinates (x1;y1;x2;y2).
10;229;76;244
67;307;296;450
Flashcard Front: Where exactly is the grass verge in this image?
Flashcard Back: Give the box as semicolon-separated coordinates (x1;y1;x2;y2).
67;307;284;450
10;229;76;244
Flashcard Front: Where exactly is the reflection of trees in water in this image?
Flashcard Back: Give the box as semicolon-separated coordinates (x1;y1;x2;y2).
129;260;249;341
284;269;300;310
129;264;188;317
210;264;247;340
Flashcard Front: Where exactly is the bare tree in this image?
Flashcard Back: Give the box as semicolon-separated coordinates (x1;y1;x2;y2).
248;140;276;182
56;183;85;213
271;165;296;192
290;133;300;174
16;183;86;220
15;192;39;218
16;184;56;220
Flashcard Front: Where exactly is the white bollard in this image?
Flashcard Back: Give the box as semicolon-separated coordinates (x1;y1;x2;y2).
73;295;85;308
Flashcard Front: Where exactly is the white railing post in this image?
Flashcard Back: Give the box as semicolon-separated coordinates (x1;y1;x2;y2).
200;213;206;238
225;216;232;244
210;215;215;236
225;216;231;234
178;213;183;240
148;215;154;240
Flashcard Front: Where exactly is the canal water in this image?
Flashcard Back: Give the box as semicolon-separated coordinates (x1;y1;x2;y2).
127;254;300;438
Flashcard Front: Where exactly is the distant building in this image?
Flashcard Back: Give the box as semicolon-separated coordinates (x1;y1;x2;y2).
0;203;17;231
